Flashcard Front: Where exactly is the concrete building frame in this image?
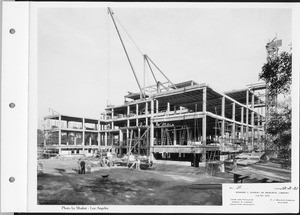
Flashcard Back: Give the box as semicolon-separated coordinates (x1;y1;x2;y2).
42;81;266;162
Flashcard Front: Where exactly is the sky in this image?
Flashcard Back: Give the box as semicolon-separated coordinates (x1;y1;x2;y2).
37;6;292;126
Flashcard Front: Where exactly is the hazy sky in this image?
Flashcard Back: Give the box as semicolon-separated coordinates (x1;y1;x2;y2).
37;6;292;125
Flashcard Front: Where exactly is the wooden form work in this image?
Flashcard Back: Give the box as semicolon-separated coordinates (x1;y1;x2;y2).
229;166;291;183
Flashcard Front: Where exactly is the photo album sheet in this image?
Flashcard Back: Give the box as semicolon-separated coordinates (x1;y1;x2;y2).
0;1;299;213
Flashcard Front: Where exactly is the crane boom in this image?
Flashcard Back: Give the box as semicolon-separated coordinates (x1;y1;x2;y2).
145;55;177;89
107;7;144;98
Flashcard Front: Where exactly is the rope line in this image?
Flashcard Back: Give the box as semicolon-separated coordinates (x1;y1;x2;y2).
114;14;144;56
107;13;111;105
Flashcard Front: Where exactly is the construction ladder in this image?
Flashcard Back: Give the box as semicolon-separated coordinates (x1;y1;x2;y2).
180;127;187;145
162;129;172;145
205;150;218;176
166;131;172;145
162;129;167;145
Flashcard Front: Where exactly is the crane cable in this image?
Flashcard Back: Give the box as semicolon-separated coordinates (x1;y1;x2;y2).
107;12;110;105
143;55;146;91
108;8;176;96
108;7;144;97
114;14;144;56
112;11;167;91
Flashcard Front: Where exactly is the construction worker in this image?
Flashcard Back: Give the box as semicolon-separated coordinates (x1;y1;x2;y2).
80;159;86;174
129;158;140;170
77;159;82;174
233;157;237;170
136;158;140;170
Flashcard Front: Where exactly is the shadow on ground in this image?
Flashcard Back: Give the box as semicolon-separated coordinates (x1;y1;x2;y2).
38;169;223;205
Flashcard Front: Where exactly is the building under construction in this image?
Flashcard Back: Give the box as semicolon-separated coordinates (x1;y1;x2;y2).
103;80;266;161
42;114;106;156
42;80;266;163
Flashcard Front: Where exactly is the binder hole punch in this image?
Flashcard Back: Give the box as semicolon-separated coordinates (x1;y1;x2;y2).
9;177;15;183
9;28;15;34
9;102;15;108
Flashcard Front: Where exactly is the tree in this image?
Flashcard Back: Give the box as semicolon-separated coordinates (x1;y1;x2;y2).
259;51;292;97
266;102;291;168
259;51;292;168
46;131;59;145
37;129;45;147
37;129;45;158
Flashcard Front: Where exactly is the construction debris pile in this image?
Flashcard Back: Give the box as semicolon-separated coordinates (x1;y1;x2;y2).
224;152;291;183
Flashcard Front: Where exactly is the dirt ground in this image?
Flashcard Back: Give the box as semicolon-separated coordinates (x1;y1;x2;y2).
38;158;236;205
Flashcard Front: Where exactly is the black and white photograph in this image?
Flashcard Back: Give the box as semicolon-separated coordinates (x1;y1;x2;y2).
35;5;293;206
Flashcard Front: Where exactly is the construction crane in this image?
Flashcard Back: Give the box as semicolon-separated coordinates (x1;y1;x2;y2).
107;7;176;97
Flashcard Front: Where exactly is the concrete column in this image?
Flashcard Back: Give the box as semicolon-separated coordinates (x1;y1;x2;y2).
58;115;62;146
82;118;85;146
89;136;92;146
161;128;164;145
257;113;261;147
126;128;129;148
97;132;100;146
145;102;148;114
202;87;207;145
187;128;191;143
202;117;207;163
241;107;244;139
156;100;159;115
104;132;107;146
173;126;177;145
251;93;255;146
246;90;249;145
179;128;182;145
221;97;225;138
138;127;141;155
119;130;123;143
150;100;154;161
145;102;148;126
127;105;130;133
136;103;139;126
232;102;236;140
111;108;114;129
99;133;102;146
203;87;207;113
167;102;170;114
251;111;255;146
